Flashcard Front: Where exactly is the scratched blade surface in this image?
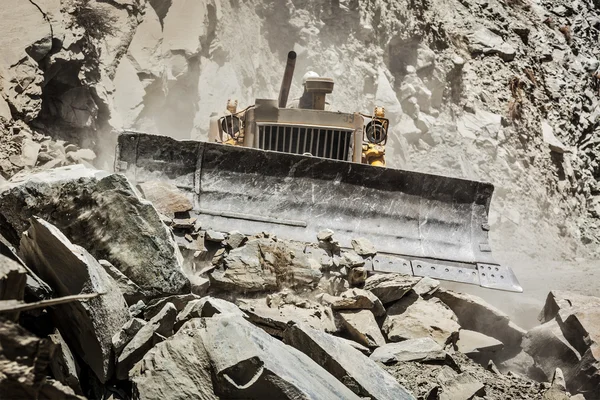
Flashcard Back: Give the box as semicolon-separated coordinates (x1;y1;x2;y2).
116;132;497;267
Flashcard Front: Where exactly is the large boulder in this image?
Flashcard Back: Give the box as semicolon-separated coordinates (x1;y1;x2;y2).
434;288;525;353
130;322;218;400
284;323;415;400
0;165;190;298
19;218;129;383
383;294;460;346
199;314;361;399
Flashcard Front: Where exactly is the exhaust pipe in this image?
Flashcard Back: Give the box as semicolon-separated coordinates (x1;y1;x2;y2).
278;51;296;108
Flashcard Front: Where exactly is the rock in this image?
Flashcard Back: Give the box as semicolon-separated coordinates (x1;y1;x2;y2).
342;250;365;267
467;27;516;61
20;138;41;167
99;259;146;305
209;240;277;292
375;68;403;124
205;230;225;242
19;218;129;383
130;322;218;400
200;314;361;399
0;251;27;321
348;266;367;286
238;298;335;337
143;293;200;320
456;108;502;139
542;121;569;153
116;302;177;379
370;337;447;364
48;329;82;395
364;274;420;304
551;368;568;393
351;238;376;256
0;166;190;298
434;289;525;352
457;329;504;364
522;319;580;384
438;372;484;400
284;323;415;400
338;309;386;348
320;288;385;316
383;294;460;346
226;230;246;249
317;229;335;241
412;277;440;296
112;318;147;357
175;297;246;330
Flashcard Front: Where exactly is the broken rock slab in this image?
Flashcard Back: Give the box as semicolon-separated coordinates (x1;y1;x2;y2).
364;273;421;304
383;294;460;346
200;314;361;399
19;217;129;383
351;237;377;256
143;293;201;320
0;165;190;298
438;371;485;400
0;252;27;321
337;309;386;348
457;329;504;364
48;329;82;395
175;296;246;330
99;259;146;305
112;318;146;358
284;323;415;400
434;288;525;352
320;288;385;316
116;302;177;379
137;180;193;216
131;321;218;400
370;337;447;364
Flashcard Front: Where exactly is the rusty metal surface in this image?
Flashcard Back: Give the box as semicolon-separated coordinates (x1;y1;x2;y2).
116;132;522;292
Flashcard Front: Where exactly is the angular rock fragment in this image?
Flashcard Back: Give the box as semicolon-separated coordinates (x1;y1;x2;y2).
143;293;200;320
351;237;376;256
116;302;177;379
131;322;218;400
99;259;146;305
457;329;504;364
226;230;246;249
238;298;335;337
137;180;193;216
412;276;440;296
48;329;82;395
205;230;225;242
320;288;385;316
112;318;146;357
175;297;246;330
0;237;51;301
370;337;447;364
383;294;460;346
337;309;386;348
0;252;27;321
438;371;484;400
364;274;421;304
20;218;129;383
0;166;190;297
284;323;415;400
201;315;361;399
434;288;525;352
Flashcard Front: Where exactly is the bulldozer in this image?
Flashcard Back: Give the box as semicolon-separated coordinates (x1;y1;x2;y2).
115;51;522;292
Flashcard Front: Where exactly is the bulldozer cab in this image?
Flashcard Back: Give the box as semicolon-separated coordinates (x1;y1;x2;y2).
115;51;522;293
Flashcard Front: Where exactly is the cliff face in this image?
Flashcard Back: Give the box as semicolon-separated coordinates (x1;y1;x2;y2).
0;0;599;259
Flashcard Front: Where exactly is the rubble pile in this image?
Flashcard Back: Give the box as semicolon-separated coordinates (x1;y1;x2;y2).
0;167;597;399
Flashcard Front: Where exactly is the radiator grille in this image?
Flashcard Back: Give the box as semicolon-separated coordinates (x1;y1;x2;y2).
256;124;354;161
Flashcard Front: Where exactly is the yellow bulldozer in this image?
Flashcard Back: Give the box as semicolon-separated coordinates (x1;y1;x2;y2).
115;51;522;292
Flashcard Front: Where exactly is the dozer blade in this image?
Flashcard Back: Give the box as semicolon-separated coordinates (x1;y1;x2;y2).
116;132;522;292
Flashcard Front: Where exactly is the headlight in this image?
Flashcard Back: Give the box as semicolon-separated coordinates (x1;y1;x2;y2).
220;115;243;139
365;120;387;144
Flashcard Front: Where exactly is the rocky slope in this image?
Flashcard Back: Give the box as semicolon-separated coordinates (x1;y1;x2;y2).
1;166;598;399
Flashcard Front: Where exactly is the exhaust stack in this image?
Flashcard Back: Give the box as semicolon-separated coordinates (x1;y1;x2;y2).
278;51;297;108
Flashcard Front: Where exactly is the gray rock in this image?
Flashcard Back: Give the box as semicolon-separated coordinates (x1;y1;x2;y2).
112;318;147;357
370;337;447;364
144;293;200;320
438;372;484;400
412;277;440;296
320;288;385;316
0;252;27;320
317;229;335;241
201;314;361;399
457;329;504;363
226;230;247;249
116;302;177;379
342;250;365;267
284;323;415;400
364;274;421;304
467;27;516;61
434;288;525;352
351;238;376;256
205;230;225;242
138;180;193;216
99;259;146;305
0;166;190;298
337;310;386;348
175;297;246;330
542;121;569;153
48;329;82;395
383;295;460;346
19;218;129;383
238;298;335;337
0;238;51;301
131;322;218;400
522;319;580;384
